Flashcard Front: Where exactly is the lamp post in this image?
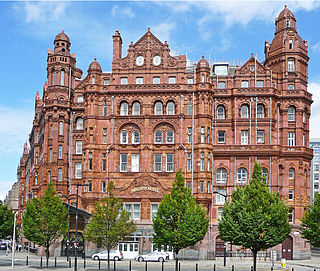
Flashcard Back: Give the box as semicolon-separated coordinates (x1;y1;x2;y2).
74;183;89;271
62;195;76;261
212;190;228;267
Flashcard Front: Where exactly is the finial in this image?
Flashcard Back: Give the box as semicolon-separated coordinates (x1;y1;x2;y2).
148;27;151;32
94;57;97;61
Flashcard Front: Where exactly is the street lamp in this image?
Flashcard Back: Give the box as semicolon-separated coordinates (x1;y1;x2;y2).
74;183;89;271
62;195;76;261
212;190;228;267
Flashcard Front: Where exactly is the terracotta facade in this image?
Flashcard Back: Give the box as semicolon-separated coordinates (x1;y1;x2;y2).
17;6;312;259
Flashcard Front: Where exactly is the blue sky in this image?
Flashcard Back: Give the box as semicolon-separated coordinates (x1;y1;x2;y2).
1;0;320;199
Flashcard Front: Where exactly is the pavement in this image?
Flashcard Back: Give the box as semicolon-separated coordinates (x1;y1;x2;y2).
0;251;319;271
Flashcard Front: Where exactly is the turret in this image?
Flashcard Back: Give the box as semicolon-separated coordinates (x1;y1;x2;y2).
196;56;210;84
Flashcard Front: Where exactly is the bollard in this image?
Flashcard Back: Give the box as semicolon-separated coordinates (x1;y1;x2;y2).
129;260;132;271
145;260;148;271
69;257;71;268
40;256;42;268
84;257;86;269
213;263;216;271
114;259;116;271
232;265;234;271
55;257;57;267
26;255;28;266
162;260;164;271
271;267;273;271
196;263;198;271
251;267;253;271
98;259;101;270
292;269;294;271
179;262;181;271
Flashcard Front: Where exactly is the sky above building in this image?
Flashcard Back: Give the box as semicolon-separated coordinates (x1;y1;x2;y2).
1;0;320;200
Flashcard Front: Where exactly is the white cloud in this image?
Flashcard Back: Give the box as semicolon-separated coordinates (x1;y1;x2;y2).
0;106;34;157
111;5;135;19
151;22;176;43
308;82;320;139
23;2;67;23
311;41;320;54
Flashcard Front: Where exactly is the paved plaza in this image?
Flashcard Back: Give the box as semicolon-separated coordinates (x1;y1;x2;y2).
0;251;319;271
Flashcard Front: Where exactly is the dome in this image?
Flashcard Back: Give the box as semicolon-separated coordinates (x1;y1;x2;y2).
278;5;296;21
88;58;102;73
54;30;70;43
197;56;209;69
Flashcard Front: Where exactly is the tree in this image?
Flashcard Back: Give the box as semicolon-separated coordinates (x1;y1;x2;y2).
0;201;15;239
22;182;68;267
218;163;291;271
83;182;136;271
153;170;209;271
300;193;320;247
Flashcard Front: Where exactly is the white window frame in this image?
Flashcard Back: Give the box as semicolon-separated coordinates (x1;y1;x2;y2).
167;102;175;115
153;77;160;84
154;154;162;172
257;105;265;118
217;106;225;119
154;130;163;144
288;106;295;121
237;168;248;183
217;81;226;89
218;131;225;143
241;130;249;145
168;77;176;84
76;118;83;130
75;163;82;179
131;154;140;172
58;145;63;159
241;105;249;118
241;80;249;88
151;203;159;219
201;127;205;143
289;189;294;200
166;154;174;172
289;168;295;179
136;77;144;85
120;131;128;144
59;121;63;135
58;168;62;182
216;168;227;183
132;102;141;115
155;102;163;115
75;141;82;154
132;131;140;144
257;130;265;143
166;130;174;144
120;77;128;85
288;59;295;72
120;154;128;172
120;102;129;116
215;189;226;204
288;132;295;146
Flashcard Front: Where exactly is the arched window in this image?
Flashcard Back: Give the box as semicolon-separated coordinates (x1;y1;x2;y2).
120;102;129;116
289;39;293;49
257;105;265;118
237;168;248;183
120;131;128;144
155;102;163;115
216;168;227;183
154;130;163;143
58;145;63;159
289;168;295;179
60;70;65;86
132;131;140;144
166;130;174;144
92;76;95;84
288;59;295;72
132;102;140;115
241;105;249;118
58;168;62;182
262;168;268;181
167;102;175;115
217;106;225;119
52;69;55;85
288;106;295;121
59;121;63;135
48;171;51;183
76;117;83;130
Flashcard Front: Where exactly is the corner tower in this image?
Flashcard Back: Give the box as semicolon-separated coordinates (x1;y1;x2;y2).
264;6;309;91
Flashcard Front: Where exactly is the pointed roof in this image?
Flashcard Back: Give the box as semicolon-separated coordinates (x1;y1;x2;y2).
36;91;40;101
278;5;296;21
238;53;266;74
23;142;28;155
55;30;70;43
88;57;102;73
133;28;165;50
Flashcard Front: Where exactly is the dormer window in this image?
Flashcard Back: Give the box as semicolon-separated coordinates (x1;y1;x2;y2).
286;19;291;28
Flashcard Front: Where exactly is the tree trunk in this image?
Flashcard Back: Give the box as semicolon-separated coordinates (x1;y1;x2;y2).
175;251;179;271
45;244;49;268
107;249;110;271
252;250;257;271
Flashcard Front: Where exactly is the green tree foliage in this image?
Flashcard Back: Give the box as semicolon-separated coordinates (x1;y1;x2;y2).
83;182;136;271
218;163;291;271
22;183;68;267
0;201;15;239
153;170;209;271
300;193;320;247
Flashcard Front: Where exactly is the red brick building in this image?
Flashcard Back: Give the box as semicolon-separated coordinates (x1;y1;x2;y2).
17;6;312;259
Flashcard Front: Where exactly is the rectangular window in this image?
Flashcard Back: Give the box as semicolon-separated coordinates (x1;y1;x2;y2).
168;77;176;84
214;65;228;75
187;153;191;172
288;209;294;223
288;84;295;90
218;207;223;220
154;154;162;172
207;181;211;193
200;181;205;193
256;80;264;87
49;148;52;162
102;181;106;193
120;77;128;85
188;100;192;115
187;78;193;84
58;168;62;182
153;77;160;84
88;152;93;171
151;203;159;219
215;189;226;204
88;180;92;192
217;81;226;89
75;163;82;179
77;96;84;103
50;124;53;138
207;153;211;171
131;154;139;172
207;127;210;143
288;132;295;146
136;77;144;84
102;153;106;171
303;111;306;123
201;127;205;143
314;182;319;190
166;154;174;172
241;130;249;145
103;102;107;116
59;121;63;135
200;152;205;171
314;173;319;181
133;204;140;219
315;164;319;171
288;60;295;72
289;189;294;200
187;181;191;189
241;80;249;88
59;145;63;159
303;134;305;146
103;128;107;144
257;130;265;143
187;127;192;143
120;154;128;172
104;79;110;85
218;131;225;143
75;141;82;154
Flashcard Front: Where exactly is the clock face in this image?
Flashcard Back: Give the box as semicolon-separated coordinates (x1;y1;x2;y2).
153;55;161;66
136;56;144;66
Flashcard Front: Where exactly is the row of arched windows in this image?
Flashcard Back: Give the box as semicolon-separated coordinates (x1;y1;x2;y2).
215;167;269;183
119;101;175;116
119;130;175;144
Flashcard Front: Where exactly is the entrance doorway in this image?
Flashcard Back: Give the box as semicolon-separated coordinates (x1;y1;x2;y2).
215;237;224;257
282;236;293;260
